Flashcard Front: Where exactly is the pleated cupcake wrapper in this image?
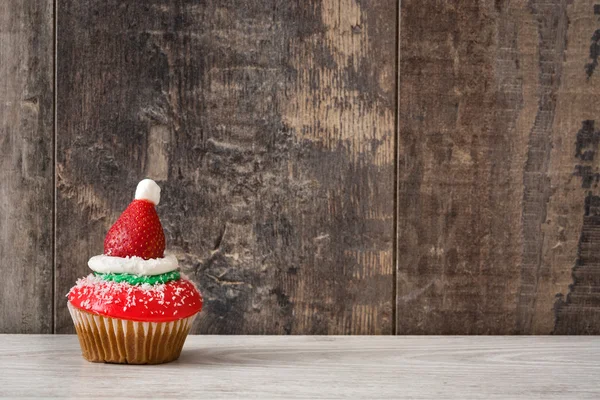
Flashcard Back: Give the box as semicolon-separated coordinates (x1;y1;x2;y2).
67;302;197;364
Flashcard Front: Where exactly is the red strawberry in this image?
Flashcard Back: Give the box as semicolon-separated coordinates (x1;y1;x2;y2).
104;199;165;260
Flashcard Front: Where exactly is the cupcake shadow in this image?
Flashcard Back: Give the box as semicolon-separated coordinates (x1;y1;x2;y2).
175;347;259;366
174;343;332;368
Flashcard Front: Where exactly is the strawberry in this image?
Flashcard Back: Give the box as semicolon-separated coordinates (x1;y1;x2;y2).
104;199;165;260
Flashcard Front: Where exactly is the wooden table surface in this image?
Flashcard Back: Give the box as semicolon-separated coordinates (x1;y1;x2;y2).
0;335;598;399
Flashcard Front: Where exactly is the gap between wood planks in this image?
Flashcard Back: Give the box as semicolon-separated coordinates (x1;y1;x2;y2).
393;0;401;336
52;0;58;335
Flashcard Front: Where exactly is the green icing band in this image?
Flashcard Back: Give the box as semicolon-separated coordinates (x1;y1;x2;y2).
94;270;180;285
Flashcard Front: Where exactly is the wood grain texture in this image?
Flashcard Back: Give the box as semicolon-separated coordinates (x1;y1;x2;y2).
4;0;598;335
398;0;600;334
1;335;600;399
0;1;54;333
56;0;396;334
551;0;600;334
398;0;532;334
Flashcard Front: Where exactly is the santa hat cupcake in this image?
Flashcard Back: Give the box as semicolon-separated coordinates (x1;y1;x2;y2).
67;179;202;364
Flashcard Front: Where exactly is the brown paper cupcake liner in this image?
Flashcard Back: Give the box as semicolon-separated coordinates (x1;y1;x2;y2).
67;302;197;364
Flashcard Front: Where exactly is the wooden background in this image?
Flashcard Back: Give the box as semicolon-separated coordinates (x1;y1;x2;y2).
1;0;600;334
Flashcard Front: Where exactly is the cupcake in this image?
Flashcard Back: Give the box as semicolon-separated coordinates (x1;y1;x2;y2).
67;179;202;364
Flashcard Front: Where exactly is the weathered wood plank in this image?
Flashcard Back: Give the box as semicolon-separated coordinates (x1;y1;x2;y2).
2;335;600;398
398;0;531;334
0;1;54;333
397;0;594;334
550;0;600;334
56;0;397;334
515;0;570;335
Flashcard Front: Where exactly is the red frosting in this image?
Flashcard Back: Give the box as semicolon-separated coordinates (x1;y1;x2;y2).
68;275;203;322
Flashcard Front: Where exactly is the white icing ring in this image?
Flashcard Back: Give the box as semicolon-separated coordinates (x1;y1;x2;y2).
88;254;178;276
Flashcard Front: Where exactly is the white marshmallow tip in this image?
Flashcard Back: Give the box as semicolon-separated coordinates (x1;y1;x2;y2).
134;179;161;205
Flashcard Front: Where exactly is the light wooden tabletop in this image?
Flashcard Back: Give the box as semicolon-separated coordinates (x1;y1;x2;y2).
0;335;598;399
